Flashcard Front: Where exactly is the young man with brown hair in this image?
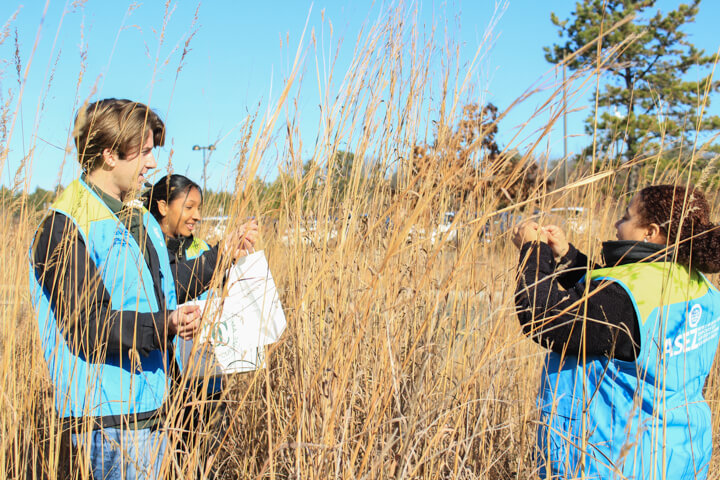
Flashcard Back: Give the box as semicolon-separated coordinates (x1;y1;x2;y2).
29;98;201;479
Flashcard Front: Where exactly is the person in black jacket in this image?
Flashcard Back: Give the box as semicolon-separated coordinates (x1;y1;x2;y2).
513;223;641;361
142;174;258;301
142;173;258;475
513;185;720;479
30;99;202;480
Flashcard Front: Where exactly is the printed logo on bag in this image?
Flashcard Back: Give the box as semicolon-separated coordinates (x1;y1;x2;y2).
207;319;231;347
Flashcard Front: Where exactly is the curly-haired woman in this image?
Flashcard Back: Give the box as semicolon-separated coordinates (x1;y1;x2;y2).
513;185;720;479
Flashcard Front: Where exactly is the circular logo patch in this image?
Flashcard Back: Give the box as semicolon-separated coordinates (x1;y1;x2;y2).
688;304;702;328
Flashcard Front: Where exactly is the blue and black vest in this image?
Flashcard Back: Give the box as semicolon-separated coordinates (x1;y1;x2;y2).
538;261;720;479
185;236;211;260
29;178;177;426
185;237;211;301
173;235;223;393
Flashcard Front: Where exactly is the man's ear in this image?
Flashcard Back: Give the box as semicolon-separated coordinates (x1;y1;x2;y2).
646;223;665;243
102;148;116;168
157;199;168;217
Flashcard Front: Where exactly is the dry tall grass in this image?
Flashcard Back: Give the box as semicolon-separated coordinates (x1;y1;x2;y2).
1;3;719;479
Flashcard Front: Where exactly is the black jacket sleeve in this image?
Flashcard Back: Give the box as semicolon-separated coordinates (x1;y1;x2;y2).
553;244;598;289
32;212;172;358
170;246;220;304
514;242;641;361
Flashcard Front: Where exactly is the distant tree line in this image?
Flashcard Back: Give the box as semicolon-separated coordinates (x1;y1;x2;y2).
0;186;59;215
11;100;551;220
403;102;547;209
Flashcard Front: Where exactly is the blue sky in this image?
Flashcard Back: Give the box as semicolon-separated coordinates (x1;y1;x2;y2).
1;0;718;191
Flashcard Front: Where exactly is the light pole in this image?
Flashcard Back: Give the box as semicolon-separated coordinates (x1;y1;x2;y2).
561;49;568;187
192;144;216;193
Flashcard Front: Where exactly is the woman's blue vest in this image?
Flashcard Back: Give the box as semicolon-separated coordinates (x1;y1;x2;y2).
538;261;720;479
173;236;223;393
28;178;177;424
173;236;211;374
185;237;211;301
185;237;211;260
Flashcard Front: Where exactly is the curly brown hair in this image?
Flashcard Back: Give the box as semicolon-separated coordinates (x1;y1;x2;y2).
637;184;720;273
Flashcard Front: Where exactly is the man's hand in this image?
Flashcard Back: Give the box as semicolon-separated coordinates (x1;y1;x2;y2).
169;305;202;340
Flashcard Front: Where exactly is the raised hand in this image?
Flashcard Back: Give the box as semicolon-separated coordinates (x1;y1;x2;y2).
543;224;570;258
512;220;548;249
224;218;260;260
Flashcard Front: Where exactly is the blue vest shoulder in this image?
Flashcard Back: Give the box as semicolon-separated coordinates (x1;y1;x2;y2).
29;178;177;421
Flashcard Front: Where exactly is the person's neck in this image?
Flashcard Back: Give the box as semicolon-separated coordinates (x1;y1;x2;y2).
164;231;193;242
159;220;175;239
85;170;125;202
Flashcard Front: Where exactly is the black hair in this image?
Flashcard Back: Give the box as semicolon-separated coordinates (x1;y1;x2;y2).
142;174;202;221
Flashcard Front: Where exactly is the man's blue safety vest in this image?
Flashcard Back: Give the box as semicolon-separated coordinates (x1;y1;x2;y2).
538;261;720;479
29;178;177;425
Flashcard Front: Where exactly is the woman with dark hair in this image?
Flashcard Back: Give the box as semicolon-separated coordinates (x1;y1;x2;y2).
144;174;204;249
145;174;216;301
143;174;258;473
143;174;259;298
513;184;720;479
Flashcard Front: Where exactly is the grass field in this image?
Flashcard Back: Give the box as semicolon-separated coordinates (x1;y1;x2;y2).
2;4;720;479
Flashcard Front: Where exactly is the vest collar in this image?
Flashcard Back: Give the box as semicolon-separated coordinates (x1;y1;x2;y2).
81;173;124;215
601;240;671;266
166;234;194;260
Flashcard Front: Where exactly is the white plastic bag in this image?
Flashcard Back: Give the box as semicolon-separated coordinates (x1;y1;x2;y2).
177;250;286;375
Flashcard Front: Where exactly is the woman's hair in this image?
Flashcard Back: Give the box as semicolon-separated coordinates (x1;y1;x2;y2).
142;174;202;221
73;98;165;173
637;184;720;273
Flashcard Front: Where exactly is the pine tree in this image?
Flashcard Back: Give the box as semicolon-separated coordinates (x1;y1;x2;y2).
545;0;720;186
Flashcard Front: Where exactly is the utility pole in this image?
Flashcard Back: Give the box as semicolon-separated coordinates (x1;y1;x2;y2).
192;144;216;193
562;50;568;187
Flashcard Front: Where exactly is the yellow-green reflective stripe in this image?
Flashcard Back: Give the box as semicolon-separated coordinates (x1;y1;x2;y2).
52;179;114;239
590;262;709;323
186;237;210;259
